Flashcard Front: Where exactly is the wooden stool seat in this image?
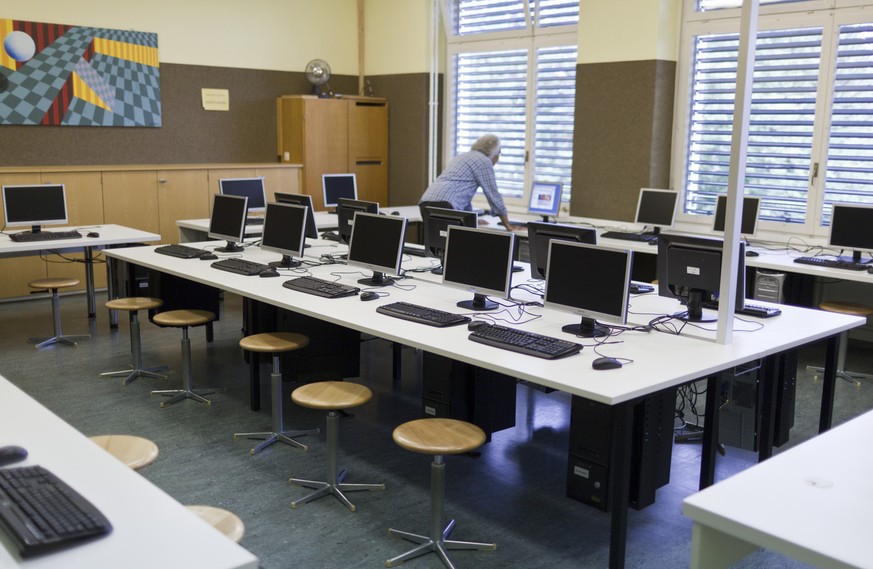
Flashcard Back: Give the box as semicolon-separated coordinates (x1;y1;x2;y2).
292;381;372;411
28;277;80;291
152;309;215;328
101;297;167;385
807;300;873;386
105;297;163;312
239;331;309;353
26;278;88;349
89;435;159;470
819;301;873;317
150;309;221;407
185;505;245;543
392;418;486;456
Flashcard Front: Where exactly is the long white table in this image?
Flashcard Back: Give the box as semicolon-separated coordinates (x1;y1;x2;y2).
0;375;258;569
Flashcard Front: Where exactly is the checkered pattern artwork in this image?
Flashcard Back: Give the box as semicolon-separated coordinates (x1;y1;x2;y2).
0;20;160;127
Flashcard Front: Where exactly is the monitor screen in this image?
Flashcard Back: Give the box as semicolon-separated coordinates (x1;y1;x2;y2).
526;221;597;280
545;241;632;338
421;206;478;273
442;226;515;311
2;184;68;231
274;192;319;239
657;233;746;322
527;182;562;219
635;188;678;231
260;202;308;268
323;174;358;208
347;211;408;287
208;194;248;252
337;198;379;245
219;177;266;213
713;195;760;236
828;204;873;263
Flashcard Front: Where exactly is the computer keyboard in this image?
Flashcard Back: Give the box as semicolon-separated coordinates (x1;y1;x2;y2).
600;231;658;243
0;465;112;558
210;257;270;276
9;230;82;243
155;243;208;259
468;324;582;359
402;245;427;257
246;217;264;225
282;276;360;298
629;283;654;294
376;301;470;328
702;300;782;318
793;256;868;271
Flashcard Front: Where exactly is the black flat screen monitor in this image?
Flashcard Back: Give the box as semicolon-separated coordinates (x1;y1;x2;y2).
421;206;478;274
828;204;873;263
337;198;379;245
545;241;632;338
275;192;319;239
657;233;746;323
635;188;678;234
2;184;68;233
219;177;266;214
713;195;760;236
527;221;597;280
527;182;562;220
260;202;308;268
442;226;515;311
208;194;248;252
323;174;357;208
347;211;408;287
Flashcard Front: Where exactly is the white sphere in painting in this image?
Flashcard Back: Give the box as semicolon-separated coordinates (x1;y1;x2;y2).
4;31;37;62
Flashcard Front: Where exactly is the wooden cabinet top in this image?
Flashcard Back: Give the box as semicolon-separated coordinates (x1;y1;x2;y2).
0;163;302;175
277;95;386;105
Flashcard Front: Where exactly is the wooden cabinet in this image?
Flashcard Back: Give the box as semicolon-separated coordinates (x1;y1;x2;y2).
277;95;388;210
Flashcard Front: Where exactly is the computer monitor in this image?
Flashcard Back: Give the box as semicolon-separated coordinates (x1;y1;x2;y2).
828;204;873;264
2;184;68;233
526;221;597;280
219;177;266;214
442;226;515;311
713;195;760;236
635;188;678;234
337;198;379;245
527;182;562;221
421;206;478;274
208;194;248;252
322;174;358;208
657;233;746;323
274;192;319;239
260;202;308;268
545;241;632;338
347;211;408;287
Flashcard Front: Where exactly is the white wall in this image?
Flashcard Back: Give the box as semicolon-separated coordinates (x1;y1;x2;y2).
579;0;681;63
364;0;432;75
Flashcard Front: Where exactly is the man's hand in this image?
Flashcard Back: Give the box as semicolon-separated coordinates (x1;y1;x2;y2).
498;215;523;232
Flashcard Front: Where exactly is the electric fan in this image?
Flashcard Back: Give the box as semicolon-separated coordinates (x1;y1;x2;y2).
305;59;331;98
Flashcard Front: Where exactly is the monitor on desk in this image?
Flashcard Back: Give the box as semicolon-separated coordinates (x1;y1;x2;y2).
527;182;562;221
421;206;478;275
713;195;760;237
347;211;408;286
208;194;248;252
657;233;745;322
527;221;597;280
635;188;678;234
260;202;308;268
828;204;873;263
545;241;632;337
2;183;68;233
337;198;379;245
219;177;266;215
442;226;515;311
323;174;357;208
274;192;319;239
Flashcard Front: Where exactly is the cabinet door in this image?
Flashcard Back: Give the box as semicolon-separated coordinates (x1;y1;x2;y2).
157;170;210;244
207;168;256;214
348;100;388;205
40;171;104;226
302;99;349;210
0;174;51;298
102;171;160;234
256;167;300;203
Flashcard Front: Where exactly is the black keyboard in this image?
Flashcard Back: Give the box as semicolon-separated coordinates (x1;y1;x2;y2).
282;276;360;298
702;300;782;318
629;283;654;294
468;324;582;359
793;256;868;271
376;301;470;327
9;230;82;243
155;243;207;259
246;217;264;225
402;245;427;257
0;465;112;558
600;231;658;243
210;257;270;276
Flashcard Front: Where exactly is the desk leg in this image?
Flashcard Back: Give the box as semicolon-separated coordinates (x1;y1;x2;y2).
105;250;118;328
819;334;840;433
699;374;720;490
84;246;96;318
607;402;633;569
392;342;402;384
757;356;779;462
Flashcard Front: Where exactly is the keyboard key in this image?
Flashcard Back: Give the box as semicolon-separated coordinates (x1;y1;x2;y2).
376;301;470;327
468;324;582;359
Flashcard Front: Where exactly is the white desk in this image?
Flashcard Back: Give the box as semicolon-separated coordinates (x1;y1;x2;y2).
0;375;258;569
683;408;873;569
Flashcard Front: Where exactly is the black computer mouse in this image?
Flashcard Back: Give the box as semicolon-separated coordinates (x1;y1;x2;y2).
0;445;28;467
592;356;622;370
467;320;491;332
199;253;218;260
360;291;379;301
259;269;280;278
867;265;873;274
746;250;760;257
87;231;100;238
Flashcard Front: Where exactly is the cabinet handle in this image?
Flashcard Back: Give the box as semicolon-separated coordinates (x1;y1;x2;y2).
159;179;168;184
355;160;382;166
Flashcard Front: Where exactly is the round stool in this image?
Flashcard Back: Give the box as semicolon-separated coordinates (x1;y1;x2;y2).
101;297;168;385
185;505;245;543
89;435;159;470
234;332;318;454
150;309;221;407
27;277;90;349
807;300;873;386
288;381;384;512
386;418;495;568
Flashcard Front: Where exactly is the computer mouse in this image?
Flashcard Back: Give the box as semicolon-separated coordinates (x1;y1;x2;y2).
86;231;100;238
592;356;622;371
391;211;400;215
467;320;491;332
746;250;760;257
0;445;28;467
867;265;873;274
259;268;280;278
199;253;218;260
360;291;379;301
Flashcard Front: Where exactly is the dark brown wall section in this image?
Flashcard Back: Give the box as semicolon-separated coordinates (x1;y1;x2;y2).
571;59;675;221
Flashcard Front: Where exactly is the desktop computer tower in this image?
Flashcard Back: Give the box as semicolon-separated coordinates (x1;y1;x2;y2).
754;270;786;303
566;388;676;512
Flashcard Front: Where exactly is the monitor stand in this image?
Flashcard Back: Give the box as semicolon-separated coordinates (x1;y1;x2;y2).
269;255;302;269
357;272;396;287
675;290;717;323
214;240;244;253
457;293;497;311
562;317;608;338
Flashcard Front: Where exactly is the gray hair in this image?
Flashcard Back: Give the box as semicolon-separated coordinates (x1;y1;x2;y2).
471;134;501;158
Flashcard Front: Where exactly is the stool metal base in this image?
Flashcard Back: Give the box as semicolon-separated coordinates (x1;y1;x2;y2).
386;519;496;569
28;334;90;349
289;468;384;512
151;387;222;407
101;366;169;385
234;429;318;454
806;365;871;387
